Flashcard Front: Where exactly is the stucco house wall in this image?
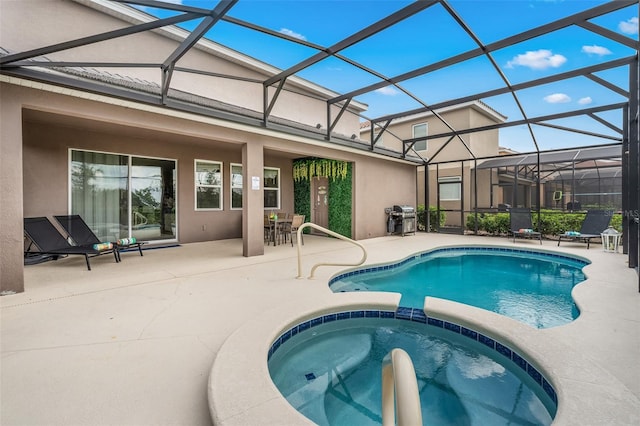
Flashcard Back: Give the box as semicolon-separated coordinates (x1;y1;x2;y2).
2;79;418;293
365;103;506;230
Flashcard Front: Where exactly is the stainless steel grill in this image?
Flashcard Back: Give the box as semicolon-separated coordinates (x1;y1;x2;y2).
386;205;416;236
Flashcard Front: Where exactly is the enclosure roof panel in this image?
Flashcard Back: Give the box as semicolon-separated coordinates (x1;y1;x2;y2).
477;145;621;169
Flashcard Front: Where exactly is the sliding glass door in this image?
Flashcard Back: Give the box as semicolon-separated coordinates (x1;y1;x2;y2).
131;157;176;241
70;150;176;242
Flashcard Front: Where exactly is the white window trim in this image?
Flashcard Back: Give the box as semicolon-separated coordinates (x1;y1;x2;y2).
263;166;280;210
195;159;223;211
412;122;428;152
230;162;243;210
439;176;462;201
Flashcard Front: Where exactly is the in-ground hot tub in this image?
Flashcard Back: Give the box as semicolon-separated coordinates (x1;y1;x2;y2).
268;307;557;425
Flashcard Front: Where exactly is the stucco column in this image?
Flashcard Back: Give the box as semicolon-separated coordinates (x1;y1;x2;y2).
0;83;25;293
242;141;264;257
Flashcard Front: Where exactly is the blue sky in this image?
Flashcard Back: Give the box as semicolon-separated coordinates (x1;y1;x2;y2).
139;0;638;153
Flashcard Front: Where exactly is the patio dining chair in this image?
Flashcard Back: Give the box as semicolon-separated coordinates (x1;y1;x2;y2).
557;210;613;249
24;216;119;271
509;208;542;244
283;214;305;246
54;214;145;260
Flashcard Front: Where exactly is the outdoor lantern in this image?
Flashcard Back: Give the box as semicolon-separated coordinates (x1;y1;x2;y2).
600;226;621;253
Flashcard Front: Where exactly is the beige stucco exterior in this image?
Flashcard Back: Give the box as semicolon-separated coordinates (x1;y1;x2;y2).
362;102;506;229
1;76;417;293
0;0;420;293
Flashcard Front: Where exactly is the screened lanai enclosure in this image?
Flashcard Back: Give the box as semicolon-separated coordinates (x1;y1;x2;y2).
1;0;638;290
422;142;625;235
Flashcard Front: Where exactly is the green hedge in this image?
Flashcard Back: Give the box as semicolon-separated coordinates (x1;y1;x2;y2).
293;161;352;238
293;178;311;234
417;205;445;231
328;163;352;238
466;210;622;235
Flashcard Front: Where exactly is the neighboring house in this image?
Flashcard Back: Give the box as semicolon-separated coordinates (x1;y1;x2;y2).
0;0;420;293
361;101;508;230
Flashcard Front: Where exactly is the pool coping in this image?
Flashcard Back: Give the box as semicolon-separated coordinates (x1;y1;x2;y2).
208;245;638;426
208;295;637;426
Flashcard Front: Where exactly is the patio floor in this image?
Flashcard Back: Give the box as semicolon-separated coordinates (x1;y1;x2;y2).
1;233;639;425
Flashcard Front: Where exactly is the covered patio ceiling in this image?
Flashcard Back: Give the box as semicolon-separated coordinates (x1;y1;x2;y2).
0;0;637;164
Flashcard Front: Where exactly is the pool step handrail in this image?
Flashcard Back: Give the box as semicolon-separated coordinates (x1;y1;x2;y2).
296;222;367;279
381;348;422;426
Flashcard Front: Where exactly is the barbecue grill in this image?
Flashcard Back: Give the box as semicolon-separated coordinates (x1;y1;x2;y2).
387;205;416;236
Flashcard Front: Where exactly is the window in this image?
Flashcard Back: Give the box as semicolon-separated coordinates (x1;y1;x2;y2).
70;149;176;242
230;163;243;209
412;123;427;151
195;160;222;210
439;176;462;201
228;165;280;210
264;167;280;209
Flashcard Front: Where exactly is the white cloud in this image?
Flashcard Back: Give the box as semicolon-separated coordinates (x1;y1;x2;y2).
578;97;592;105
581;45;612;56
375;86;399;96
505;49;567;70
279;28;306;41
544;93;571;103
619;17;639;35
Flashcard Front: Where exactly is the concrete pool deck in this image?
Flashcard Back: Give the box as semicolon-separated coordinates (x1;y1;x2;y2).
1;233;639;425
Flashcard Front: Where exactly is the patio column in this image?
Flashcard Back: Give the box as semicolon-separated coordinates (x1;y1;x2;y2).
0;83;25;293
242;141;264;257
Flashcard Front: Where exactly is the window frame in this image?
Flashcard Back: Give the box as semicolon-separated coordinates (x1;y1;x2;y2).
194;159;223;211
228;164;281;210
263;166;280;210
230;162;243;210
69;148;178;242
412;122;428;152
438;176;462;201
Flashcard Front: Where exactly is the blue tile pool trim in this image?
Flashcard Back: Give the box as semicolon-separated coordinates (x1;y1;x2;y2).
328;246;589;286
268;306;557;407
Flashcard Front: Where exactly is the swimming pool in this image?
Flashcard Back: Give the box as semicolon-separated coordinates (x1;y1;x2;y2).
329;247;589;329
268;311;556;426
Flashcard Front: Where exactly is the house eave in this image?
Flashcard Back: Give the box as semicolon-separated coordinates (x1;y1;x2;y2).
1;72;420;165
72;0;368;113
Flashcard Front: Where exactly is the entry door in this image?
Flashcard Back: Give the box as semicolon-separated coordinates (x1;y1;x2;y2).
312;177;329;233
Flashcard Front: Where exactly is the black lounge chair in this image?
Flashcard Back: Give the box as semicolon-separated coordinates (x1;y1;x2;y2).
54;215;144;260
24;217;119;270
557;210;613;249
509;208;542;244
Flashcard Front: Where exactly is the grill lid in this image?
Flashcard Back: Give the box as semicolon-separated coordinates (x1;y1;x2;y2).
393;205;414;213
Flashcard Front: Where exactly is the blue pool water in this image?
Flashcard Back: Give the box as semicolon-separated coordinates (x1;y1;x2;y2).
330;247;588;329
269;316;555;426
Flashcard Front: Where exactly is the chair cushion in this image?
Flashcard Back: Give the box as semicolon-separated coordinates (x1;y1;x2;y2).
92;242;114;251
117;237;137;246
518;228;534;233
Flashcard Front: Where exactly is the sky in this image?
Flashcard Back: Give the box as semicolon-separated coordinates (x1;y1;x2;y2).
137;0;638;153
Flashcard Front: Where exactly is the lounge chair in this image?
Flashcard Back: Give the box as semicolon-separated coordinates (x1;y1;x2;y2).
24;217;119;270
557;210;613;249
54;214;144;259
509;208;542;244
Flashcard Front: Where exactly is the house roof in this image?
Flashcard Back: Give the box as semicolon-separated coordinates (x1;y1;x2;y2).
359;100;507;132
